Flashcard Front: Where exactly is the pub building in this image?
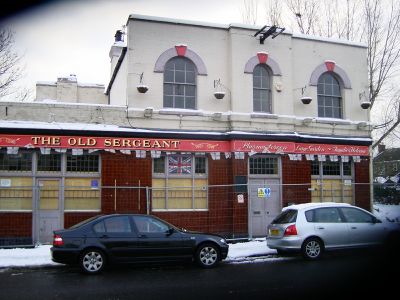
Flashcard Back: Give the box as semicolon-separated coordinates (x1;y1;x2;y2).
0;14;372;246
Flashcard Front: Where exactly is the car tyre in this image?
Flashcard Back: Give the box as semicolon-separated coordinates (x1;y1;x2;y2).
195;243;220;268
302;237;323;260
80;249;106;274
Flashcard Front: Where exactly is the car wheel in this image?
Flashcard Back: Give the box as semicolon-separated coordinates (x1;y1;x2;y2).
302;237;323;260
80;249;106;274
195;243;220;268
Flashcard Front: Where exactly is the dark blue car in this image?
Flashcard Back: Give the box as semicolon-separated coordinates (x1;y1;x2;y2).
51;214;229;274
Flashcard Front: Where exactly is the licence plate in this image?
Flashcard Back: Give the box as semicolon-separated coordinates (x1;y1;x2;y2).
269;229;279;236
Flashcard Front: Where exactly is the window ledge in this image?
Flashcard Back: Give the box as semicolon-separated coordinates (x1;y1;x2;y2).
0;210;32;213
159;109;204;117
315;118;352;125
152;209;208;212
250;113;279;119
64;210;101;212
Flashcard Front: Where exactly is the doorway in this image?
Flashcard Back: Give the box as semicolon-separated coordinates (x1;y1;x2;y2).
248;178;281;237
36;179;62;244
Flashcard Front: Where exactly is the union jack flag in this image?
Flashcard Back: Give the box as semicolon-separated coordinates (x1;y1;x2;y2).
168;155;192;174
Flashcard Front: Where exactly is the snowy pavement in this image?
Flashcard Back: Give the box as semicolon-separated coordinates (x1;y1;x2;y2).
0;238;277;269
0;204;398;269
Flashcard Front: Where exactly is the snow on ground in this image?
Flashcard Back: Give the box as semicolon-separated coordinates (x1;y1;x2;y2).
0;239;277;268
0;203;398;269
373;203;400;223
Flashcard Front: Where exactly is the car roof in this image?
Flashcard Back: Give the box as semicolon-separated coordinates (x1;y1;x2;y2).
282;202;352;211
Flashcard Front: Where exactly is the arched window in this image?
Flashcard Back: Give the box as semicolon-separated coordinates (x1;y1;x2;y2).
163;57;197;109
317;73;342;118
253;64;272;113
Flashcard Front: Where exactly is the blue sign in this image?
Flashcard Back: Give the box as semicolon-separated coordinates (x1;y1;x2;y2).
91;179;99;189
257;187;271;198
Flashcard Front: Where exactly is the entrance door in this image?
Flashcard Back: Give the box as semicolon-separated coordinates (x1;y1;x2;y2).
248;179;281;237
37;179;62;244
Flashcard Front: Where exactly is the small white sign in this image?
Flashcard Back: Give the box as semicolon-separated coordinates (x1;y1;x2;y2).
0;179;11;187
344;179;352;186
237;194;244;203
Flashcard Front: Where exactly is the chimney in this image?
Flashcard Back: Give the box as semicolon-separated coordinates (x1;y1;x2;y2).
378;144;386;153
114;30;123;42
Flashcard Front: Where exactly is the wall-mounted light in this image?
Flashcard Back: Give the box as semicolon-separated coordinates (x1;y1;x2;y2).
275;82;283;92
359;91;370;109
301;86;312;104
213;79;228;99
295;85;312;104
135;72;148;93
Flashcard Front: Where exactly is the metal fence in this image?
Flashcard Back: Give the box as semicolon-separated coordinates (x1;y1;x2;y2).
2;181;396;240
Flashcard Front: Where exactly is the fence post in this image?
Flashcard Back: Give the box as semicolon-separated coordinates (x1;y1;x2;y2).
248;185;253;240
146;186;150;215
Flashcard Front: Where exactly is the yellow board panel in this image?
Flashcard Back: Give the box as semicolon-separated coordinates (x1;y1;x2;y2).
64;178;100;210
151;178;207;210
0;177;33;210
39;180;59;210
311;179;353;204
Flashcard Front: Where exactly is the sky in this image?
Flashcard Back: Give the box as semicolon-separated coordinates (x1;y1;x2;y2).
0;0;246;99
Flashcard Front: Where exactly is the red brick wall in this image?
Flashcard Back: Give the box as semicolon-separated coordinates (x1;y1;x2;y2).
101;152;152;214
281;156;312;206
153;156;248;238
0;213;32;237
154;156;247;236
64;213;100;228
354;157;371;211
230;156;249;236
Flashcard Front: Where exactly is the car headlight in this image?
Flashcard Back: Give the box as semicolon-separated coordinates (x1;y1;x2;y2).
220;238;227;244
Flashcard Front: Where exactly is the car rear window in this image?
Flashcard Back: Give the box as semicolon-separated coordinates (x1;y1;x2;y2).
69;215;102;229
272;209;297;224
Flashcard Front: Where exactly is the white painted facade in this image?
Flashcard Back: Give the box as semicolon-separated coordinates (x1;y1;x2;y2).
104;15;370;138
28;14;370;139
36;75;108;105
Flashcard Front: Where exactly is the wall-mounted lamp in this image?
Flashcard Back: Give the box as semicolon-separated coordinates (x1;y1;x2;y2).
300;86;312;104
295;85;312;104
135;72;148;93
213;79;227;99
144;107;153;118
359;91;371;109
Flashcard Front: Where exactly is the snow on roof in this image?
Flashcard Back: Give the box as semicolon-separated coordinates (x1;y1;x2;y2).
0;120;372;142
292;32;367;48
36;81;56;86
129;14;228;30
283;202;351;211
129;14;366;48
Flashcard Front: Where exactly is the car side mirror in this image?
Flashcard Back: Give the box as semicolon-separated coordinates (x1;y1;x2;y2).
166;227;175;236
373;217;382;224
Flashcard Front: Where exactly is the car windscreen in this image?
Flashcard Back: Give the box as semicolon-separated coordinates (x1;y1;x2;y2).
272;209;297;224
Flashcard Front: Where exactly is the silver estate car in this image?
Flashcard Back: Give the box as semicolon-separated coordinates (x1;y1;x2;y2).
267;202;400;260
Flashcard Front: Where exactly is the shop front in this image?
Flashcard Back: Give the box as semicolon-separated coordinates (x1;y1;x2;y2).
0;131;370;244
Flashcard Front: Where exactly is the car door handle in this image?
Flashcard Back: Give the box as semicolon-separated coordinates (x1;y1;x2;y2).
351;227;357;229
317;227;325;230
100;235;109;238
139;234;148;238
